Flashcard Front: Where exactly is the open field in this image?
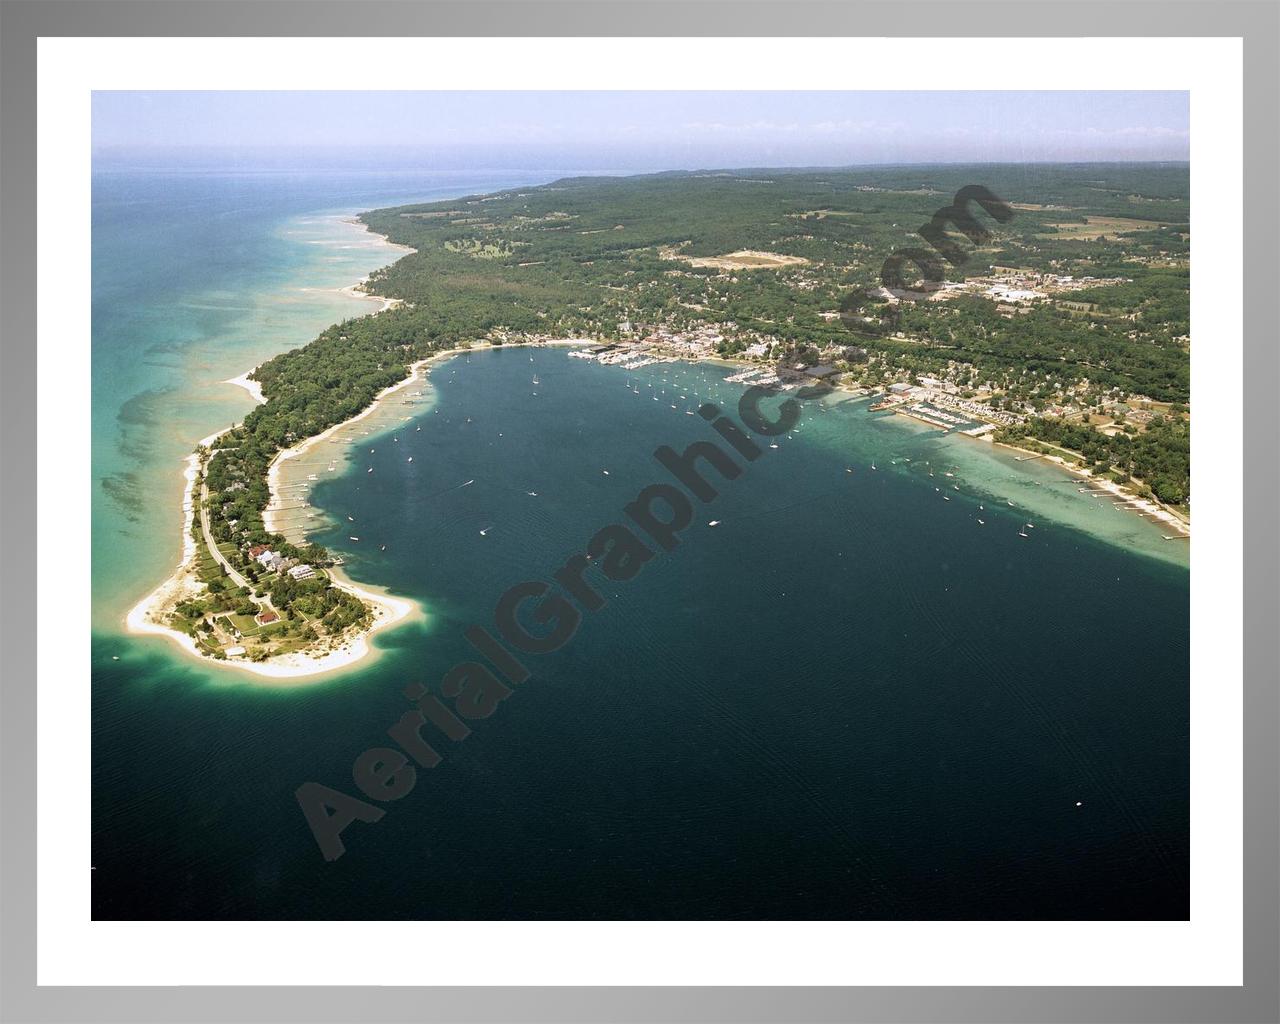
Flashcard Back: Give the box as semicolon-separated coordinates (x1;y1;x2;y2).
1037;215;1170;239
680;249;810;270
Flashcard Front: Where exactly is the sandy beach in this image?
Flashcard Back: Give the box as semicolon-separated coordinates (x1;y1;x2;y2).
124;427;233;662
222;370;265;404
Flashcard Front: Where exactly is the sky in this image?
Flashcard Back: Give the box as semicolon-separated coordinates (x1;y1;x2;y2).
93;91;1190;171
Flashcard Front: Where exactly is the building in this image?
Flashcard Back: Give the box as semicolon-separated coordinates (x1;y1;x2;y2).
248;544;270;559
255;549;286;572
288;564;316;581
255;610;280;626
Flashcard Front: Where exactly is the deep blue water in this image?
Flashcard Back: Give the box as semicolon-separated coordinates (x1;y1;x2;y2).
92;174;1188;921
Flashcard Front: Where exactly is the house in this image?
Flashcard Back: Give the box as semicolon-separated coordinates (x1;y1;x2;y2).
248;544;270;559
288;564;316;581
255;610;280;626
255;550;286;572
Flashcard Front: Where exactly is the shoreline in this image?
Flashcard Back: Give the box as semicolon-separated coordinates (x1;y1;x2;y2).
991;439;1191;538
125;214;426;684
858;396;1190;540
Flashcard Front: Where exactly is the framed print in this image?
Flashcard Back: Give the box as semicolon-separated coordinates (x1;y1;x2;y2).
1;2;1276;1022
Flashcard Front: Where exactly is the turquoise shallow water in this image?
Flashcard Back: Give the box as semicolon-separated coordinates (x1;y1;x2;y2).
91;169;541;628
92;173;1188;921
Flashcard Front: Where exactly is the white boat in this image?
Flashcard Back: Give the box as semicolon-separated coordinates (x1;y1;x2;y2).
708;520;721;527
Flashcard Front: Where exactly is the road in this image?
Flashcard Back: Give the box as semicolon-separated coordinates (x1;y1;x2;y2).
199;482;277;614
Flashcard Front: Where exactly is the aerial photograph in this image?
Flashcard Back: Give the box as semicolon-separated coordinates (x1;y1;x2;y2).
92;91;1190;921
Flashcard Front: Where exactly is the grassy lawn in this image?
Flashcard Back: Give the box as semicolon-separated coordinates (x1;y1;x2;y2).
226;612;263;635
217;614;256;638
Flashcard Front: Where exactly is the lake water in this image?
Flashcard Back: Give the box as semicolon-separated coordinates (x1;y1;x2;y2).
92;171;1189;920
